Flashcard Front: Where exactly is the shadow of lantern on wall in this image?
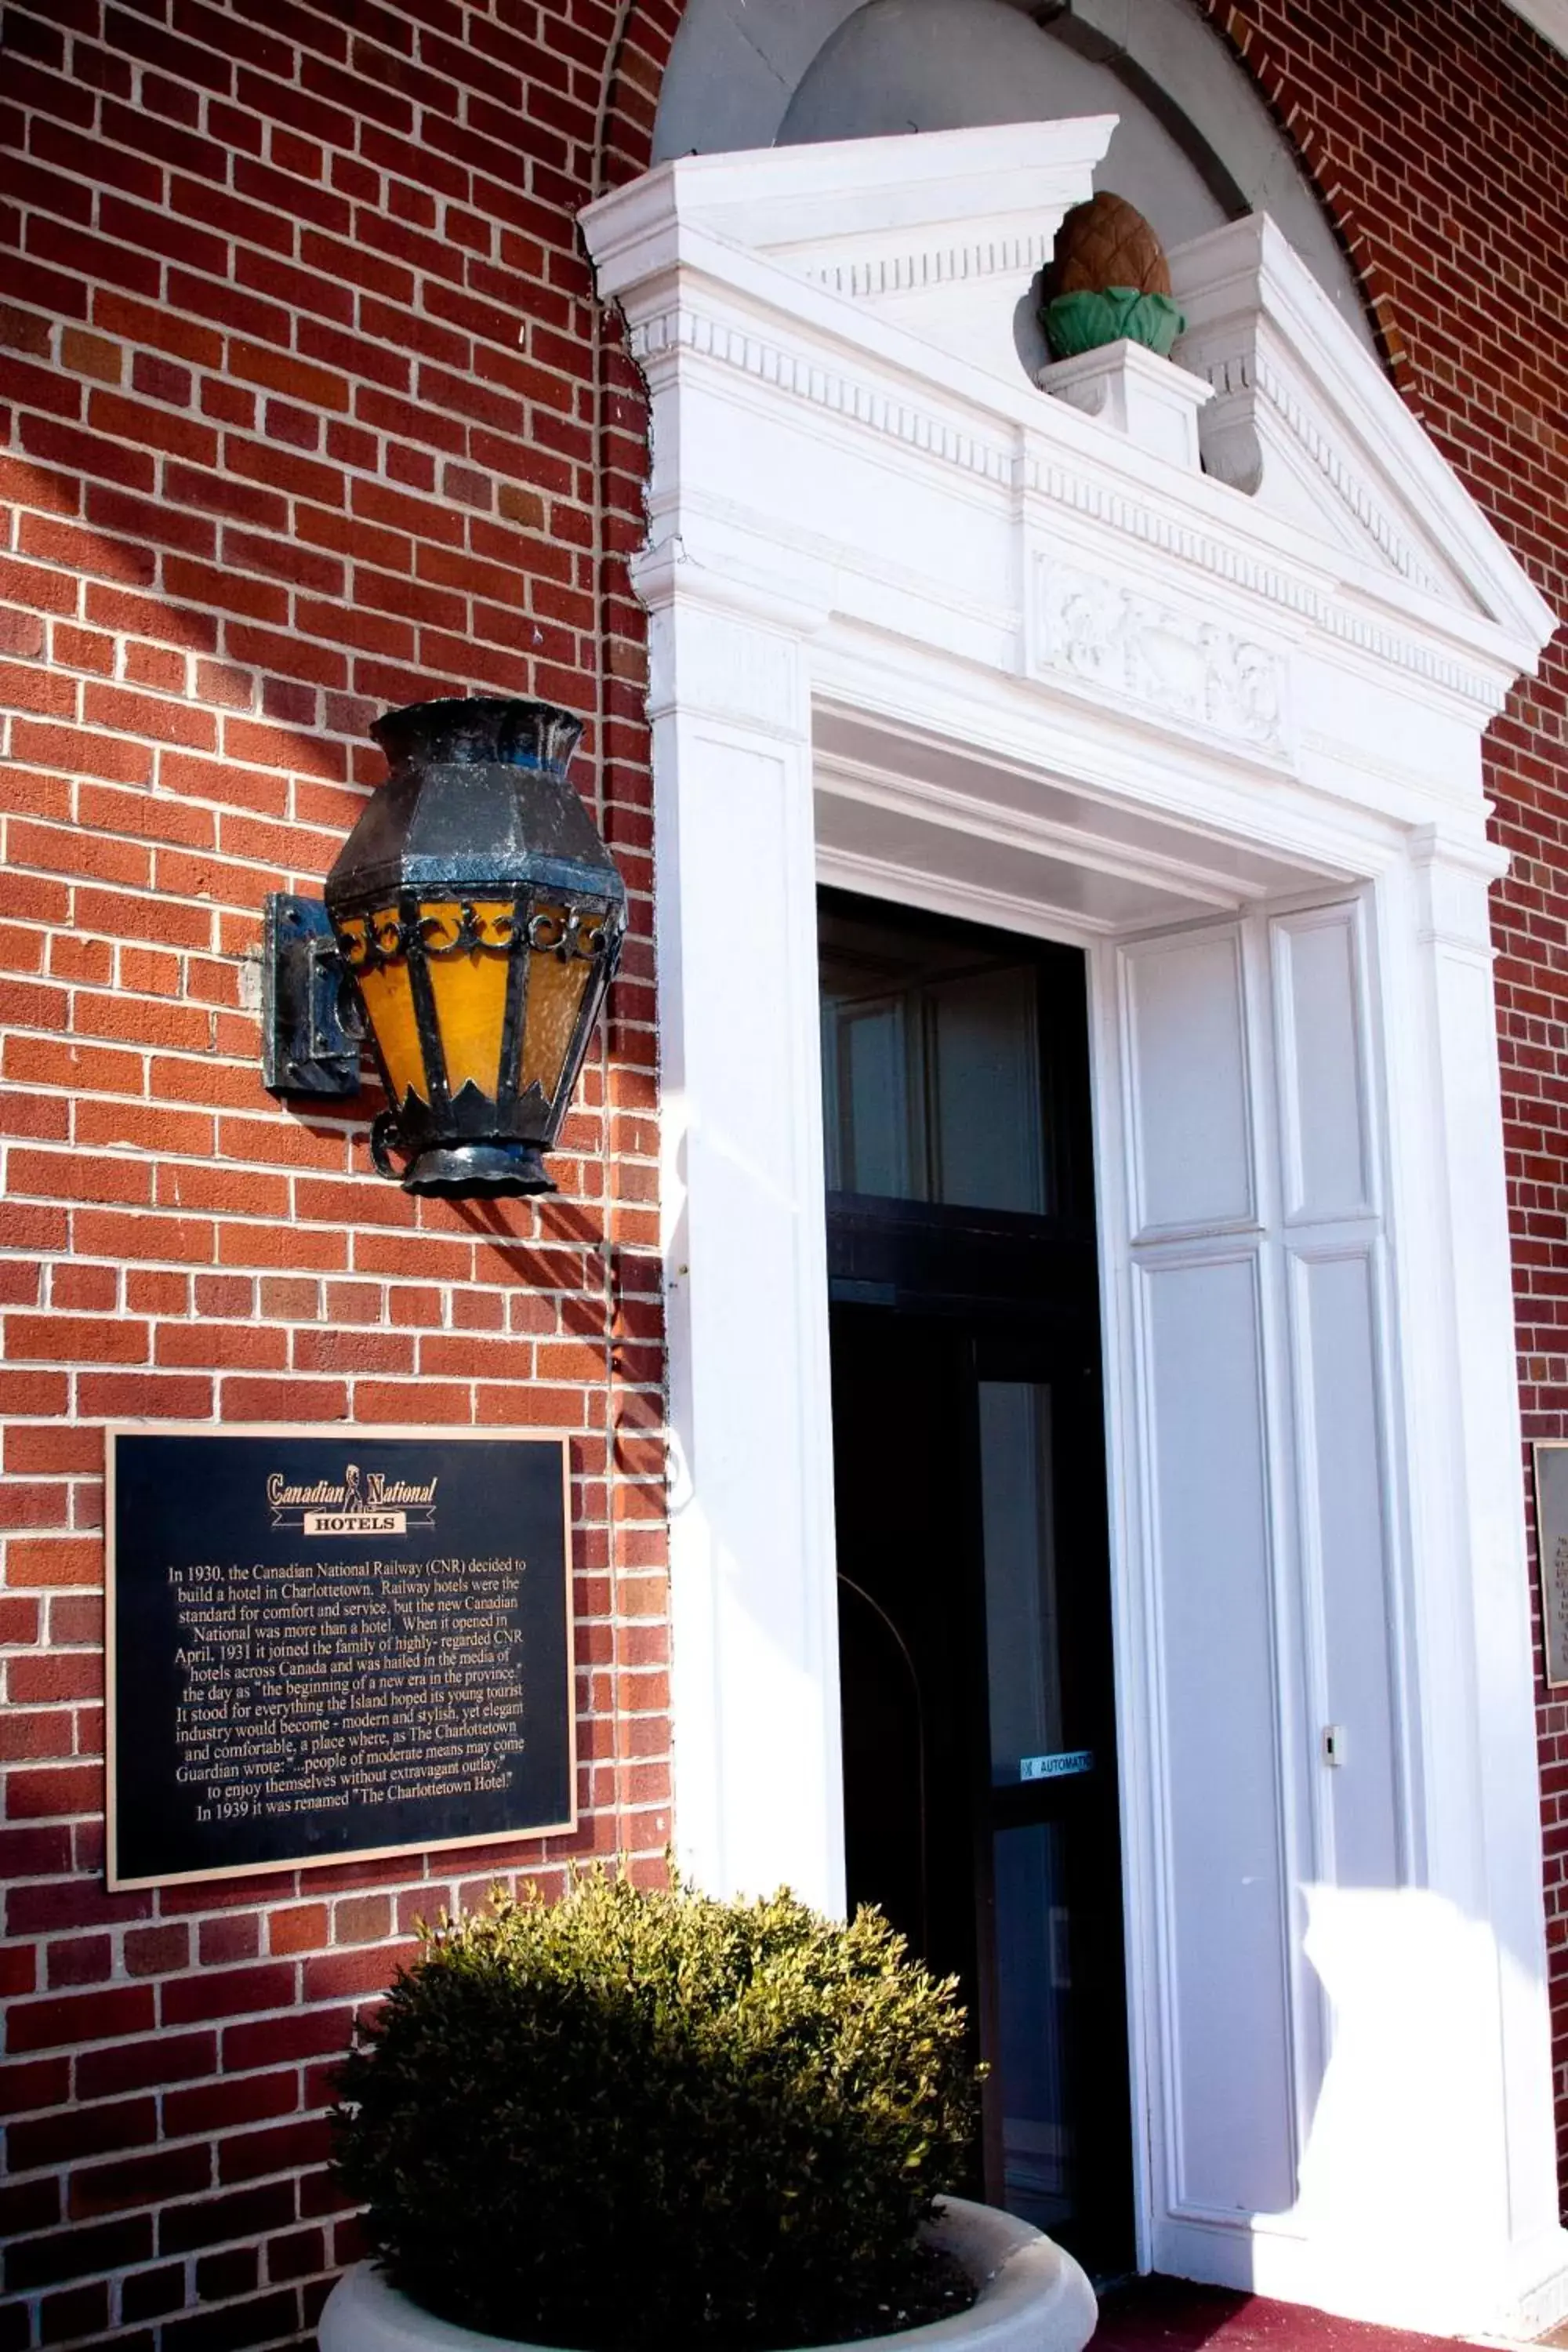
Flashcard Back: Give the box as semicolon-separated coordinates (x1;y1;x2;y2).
263;697;626;1198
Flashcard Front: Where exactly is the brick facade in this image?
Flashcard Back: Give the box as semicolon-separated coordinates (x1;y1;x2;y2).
2;2;1568;2348
0;3;678;2344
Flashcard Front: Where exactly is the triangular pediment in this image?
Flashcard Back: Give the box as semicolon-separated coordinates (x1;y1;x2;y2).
586;122;1555;680
1170;214;1552;644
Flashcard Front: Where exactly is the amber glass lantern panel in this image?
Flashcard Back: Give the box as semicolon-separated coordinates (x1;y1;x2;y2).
521;907;601;1105
318;698;626;1196
337;912;427;1112
419;900;514;1103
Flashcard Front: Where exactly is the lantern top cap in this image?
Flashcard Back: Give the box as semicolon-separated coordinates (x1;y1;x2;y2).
372;696;584;778
326;694;622;914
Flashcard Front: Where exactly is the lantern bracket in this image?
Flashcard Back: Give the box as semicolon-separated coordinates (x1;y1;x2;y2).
261;892;363;1099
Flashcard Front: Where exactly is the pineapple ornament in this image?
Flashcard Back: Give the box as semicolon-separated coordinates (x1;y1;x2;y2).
1042;191;1187;361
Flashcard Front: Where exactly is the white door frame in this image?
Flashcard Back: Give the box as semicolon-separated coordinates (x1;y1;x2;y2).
583;122;1566;2336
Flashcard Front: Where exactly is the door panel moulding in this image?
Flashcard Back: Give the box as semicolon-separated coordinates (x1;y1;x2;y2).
583;118;1566;2337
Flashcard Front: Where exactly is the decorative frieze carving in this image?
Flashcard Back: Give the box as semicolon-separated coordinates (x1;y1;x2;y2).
1033;557;1288;750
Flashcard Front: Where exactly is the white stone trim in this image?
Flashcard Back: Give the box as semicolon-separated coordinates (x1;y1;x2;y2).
583;122;1567;2336
1190;347;1446;596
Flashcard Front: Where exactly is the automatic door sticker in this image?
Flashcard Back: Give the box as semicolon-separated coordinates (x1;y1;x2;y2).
1020;1748;1094;1782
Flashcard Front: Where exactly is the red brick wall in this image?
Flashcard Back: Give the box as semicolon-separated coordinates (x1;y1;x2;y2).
0;2;679;2345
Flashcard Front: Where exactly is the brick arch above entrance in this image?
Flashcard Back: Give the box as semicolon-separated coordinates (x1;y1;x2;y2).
593;0;686;192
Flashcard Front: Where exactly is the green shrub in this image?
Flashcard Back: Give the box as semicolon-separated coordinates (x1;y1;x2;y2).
331;1872;979;2350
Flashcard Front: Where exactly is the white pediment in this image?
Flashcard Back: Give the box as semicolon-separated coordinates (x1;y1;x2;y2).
586;118;1555;717
1170;213;1552;644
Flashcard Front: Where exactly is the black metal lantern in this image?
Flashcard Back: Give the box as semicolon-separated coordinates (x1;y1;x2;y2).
263;697;625;1198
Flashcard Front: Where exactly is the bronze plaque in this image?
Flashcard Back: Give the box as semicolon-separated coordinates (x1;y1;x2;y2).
106;1425;575;1890
1534;1442;1568;1691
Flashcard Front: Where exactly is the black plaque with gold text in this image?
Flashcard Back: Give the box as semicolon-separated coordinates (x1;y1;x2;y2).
107;1426;574;1890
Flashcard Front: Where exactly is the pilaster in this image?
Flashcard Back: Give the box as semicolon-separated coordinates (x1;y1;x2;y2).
1369;829;1568;2326
635;546;844;1911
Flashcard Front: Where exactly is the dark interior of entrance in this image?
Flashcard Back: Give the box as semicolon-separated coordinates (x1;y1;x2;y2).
820;888;1134;2279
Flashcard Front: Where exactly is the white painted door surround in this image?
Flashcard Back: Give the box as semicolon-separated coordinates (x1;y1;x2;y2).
582;122;1566;2333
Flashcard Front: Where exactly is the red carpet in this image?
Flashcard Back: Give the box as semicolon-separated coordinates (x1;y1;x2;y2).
1091;2278;1504;2352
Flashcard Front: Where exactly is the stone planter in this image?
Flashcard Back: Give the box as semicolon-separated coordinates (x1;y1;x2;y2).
318;2196;1098;2352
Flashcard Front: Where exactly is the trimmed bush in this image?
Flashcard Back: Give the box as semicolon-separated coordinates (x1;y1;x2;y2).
331;1872;979;2350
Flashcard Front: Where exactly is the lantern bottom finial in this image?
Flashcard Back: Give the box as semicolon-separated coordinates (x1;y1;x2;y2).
405;1142;557;1197
369;1116;557;1196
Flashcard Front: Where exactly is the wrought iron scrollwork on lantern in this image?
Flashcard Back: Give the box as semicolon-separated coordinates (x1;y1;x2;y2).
263;697;626;1200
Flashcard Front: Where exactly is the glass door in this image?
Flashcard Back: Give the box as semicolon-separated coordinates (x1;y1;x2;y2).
822;887;1133;2279
971;1338;1130;2259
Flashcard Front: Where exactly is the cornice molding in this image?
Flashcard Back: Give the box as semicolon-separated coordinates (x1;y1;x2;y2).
628;303;1017;488
1171;216;1557;656
585;116;1114;307
630;298;1504;713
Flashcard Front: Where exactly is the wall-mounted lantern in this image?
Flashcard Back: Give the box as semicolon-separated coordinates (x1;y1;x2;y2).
263;697;625;1198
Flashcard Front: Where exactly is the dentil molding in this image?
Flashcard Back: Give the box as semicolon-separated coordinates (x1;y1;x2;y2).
1189;348;1447;599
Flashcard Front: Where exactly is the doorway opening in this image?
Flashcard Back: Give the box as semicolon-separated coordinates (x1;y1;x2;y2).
819;887;1134;2280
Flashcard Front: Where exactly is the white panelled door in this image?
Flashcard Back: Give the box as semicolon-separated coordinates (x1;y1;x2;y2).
1108;895;1439;2306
